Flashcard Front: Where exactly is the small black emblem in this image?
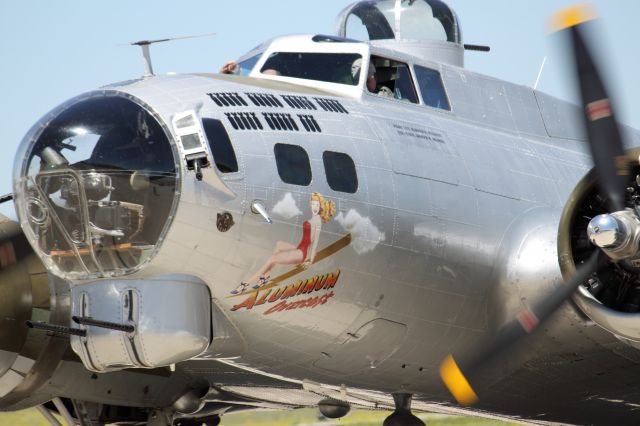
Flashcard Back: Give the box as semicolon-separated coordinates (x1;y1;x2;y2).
217;212;235;232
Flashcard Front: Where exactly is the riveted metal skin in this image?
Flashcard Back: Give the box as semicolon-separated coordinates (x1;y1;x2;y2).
6;4;640;424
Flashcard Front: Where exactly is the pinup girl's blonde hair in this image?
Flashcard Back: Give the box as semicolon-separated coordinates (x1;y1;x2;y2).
311;192;336;223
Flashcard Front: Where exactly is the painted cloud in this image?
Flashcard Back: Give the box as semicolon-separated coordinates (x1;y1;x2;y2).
335;209;385;254
272;192;302;219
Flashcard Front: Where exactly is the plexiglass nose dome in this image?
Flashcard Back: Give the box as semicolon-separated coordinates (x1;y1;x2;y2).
335;0;464;66
13;94;180;281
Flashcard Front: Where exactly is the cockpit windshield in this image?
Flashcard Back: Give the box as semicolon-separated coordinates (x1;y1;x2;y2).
260;52;363;86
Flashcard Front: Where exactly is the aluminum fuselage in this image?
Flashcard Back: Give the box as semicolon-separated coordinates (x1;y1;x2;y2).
8;38;640;424
91;58;640;421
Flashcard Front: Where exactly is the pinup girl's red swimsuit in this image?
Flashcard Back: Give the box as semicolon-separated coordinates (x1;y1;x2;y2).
297;220;311;260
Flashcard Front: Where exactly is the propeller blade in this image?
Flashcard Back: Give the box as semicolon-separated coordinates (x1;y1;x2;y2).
440;250;602;405
439;5;632;406
436;4;634;408
554;6;628;211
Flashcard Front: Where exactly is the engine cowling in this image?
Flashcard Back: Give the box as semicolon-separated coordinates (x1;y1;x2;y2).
559;148;640;344
0;214;70;409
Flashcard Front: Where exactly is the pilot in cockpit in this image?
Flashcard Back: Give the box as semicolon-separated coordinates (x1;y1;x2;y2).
352;58;394;98
367;62;394;98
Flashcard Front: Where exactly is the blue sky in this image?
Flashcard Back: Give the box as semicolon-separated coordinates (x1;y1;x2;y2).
1;1;639;218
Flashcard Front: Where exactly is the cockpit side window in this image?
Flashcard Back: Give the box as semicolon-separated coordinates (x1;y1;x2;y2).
414;65;450;110
368;56;418;103
260;52;362;86
237;54;261;76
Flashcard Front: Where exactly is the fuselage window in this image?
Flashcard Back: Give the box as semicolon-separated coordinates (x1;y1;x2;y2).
201;118;239;173
414;65;451;110
261;52;362;86
367;56;418;103
274;143;312;186
323;151;358;193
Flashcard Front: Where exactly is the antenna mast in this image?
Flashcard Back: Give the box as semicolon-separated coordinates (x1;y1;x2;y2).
129;32;216;78
534;57;547;90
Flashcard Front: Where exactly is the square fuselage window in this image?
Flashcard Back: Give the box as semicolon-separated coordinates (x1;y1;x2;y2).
274;143;312;186
323;151;358;193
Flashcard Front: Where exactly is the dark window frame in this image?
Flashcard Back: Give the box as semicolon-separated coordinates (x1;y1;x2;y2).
323;151;358;194
201;118;239;174
413;65;451;111
274;143;312;186
367;56;419;104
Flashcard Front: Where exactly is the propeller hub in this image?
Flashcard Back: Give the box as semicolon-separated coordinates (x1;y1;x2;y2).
587;210;640;260
587;214;625;248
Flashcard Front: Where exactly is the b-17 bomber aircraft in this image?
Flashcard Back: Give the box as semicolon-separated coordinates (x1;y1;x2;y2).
2;1;640;425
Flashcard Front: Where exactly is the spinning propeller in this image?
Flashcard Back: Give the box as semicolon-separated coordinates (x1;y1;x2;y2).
439;4;632;405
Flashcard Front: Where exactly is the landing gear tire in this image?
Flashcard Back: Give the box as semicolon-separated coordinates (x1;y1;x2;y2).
204;416;221;426
173;415;221;426
382;393;425;426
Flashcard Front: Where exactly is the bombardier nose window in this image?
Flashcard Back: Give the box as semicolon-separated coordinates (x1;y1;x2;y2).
15;96;179;280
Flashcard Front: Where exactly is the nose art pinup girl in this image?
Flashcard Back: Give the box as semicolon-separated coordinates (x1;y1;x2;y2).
232;192;336;294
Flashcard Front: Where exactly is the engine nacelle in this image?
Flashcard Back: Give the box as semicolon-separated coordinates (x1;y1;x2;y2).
0;214;71;409
559;148;640;344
